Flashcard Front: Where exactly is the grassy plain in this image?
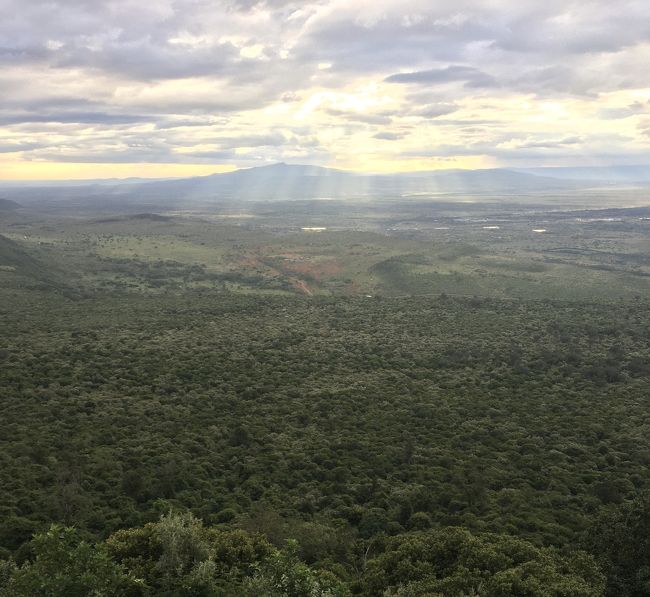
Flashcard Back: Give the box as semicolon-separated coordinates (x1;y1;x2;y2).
1;199;648;301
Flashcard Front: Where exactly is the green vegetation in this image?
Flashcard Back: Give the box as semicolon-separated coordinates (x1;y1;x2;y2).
0;203;649;594
2;201;650;300
360;527;604;596
0;513;604;596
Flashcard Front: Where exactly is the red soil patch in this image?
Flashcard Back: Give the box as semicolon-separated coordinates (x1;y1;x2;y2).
292;279;314;295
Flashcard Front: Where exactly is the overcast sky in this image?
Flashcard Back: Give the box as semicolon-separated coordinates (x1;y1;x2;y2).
1;0;650;178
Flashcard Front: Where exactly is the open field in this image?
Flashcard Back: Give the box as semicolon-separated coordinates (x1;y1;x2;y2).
2;197;649;301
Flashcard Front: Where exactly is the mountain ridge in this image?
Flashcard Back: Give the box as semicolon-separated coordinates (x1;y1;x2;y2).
1;163;647;209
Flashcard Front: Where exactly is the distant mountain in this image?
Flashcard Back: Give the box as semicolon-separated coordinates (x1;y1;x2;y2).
123;163;359;202
128;163;589;201
517;166;650;183
0;163;628;209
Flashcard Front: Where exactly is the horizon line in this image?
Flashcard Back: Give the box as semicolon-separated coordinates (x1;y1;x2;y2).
3;162;650;184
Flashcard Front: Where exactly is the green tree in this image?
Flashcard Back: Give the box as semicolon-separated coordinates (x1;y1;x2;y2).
585;493;650;596
361;527;605;597
243;539;349;597
3;525;143;596
105;511;272;595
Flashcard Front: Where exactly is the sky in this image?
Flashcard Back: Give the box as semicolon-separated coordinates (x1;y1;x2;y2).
1;0;650;179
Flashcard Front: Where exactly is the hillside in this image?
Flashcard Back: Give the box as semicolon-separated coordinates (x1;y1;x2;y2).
0;234;70;293
0;234;46;275
0;198;21;211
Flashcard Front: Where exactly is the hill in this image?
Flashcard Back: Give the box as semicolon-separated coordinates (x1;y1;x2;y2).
0;198;22;211
0;234;70;293
0;163;591;209
97;163;590;201
0;234;45;274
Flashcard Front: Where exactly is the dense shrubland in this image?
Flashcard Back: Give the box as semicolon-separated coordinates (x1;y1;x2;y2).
1;285;650;594
0;512;607;596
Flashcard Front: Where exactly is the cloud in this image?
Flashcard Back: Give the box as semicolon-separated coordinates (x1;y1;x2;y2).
173;150;237;160
638;120;650;137
211;132;289;148
2;0;650;175
415;103;459;118
0;141;47;153
515;136;582;150
385;65;497;88
0;112;156;125
373;131;404;140
325;108;393;125
599;101;650;120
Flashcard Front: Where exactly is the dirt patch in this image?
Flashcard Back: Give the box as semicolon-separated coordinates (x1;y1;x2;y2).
292;279;313;295
232;250;339;295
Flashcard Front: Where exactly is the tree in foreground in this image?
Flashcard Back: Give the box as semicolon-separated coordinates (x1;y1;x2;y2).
585;493;650;596
360;527;605;596
0;516;608;596
2;525;142;596
106;512;348;596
